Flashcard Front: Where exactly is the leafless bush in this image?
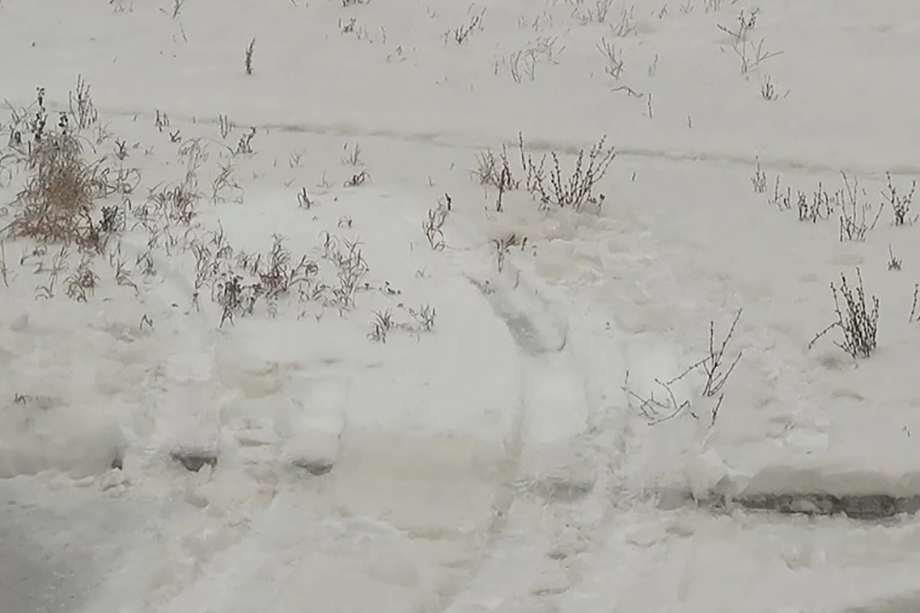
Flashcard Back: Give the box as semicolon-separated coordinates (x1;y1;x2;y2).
751;158;767;193
493;156;518;212
155;109;170;133
573;0;615;23
910;285;920;323
623;371;692;425
211;161;243;204
492;232;526;273
799;182;834;223
0;242;8;287
344;169;370;188
444;8;485;45
216;274;259;327
423;194;451;250
68;75;98;130
252;235;315;301
504;37;565;83
718;9;781;74
161;0;185;18
297;186;312;209
608;6;637;37
688;309;743;399
99;204;123;233
288;149;306;169
110;0;133;13
625;310;742;427
110;251;137;291
810;269;879;359
838;172;883;241
113;139;128;161
199;233;317;326
760;75;788;101
244;38;256;75
717;8;758;44
529;36;565;64
218;114;232;139
341;143;363;166
888;245;902;271
402;303;436;332
338;17;372;40
474;148;518;210
529;136;616;211
597;37;624;80
149;181;198;224
516;133;546;195
730;37;781;74
506;50;531;83
705;0;737;11
320;233;370;309
35;275;55;300
473;149;502;186
135;248;156;278
882;172;917;227
235;127;256;155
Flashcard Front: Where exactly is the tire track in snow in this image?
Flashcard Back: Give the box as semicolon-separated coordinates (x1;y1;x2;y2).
113;232;225;464
429;225;635;612
32;100;920;180
90;194;535;612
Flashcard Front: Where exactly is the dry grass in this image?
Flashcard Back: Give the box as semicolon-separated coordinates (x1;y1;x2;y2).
6;127;110;249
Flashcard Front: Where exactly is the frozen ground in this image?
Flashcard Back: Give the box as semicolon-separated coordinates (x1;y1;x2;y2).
2;0;920;611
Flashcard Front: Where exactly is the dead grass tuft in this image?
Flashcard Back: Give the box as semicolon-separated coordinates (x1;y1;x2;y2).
8;123;109;248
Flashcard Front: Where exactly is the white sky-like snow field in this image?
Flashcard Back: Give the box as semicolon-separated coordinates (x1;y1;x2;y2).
3;0;920;611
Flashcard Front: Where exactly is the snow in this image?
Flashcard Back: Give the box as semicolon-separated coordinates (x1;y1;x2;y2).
3;0;920;611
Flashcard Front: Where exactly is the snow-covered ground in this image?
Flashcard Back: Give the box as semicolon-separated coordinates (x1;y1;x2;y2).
3;0;920;611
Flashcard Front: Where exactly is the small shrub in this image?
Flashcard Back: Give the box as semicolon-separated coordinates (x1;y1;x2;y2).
882;172;917;227
68;75;98;130
624;310;742;427
810;269;879;359
539;138;615;211
473;149;517;211
838;172;883;242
